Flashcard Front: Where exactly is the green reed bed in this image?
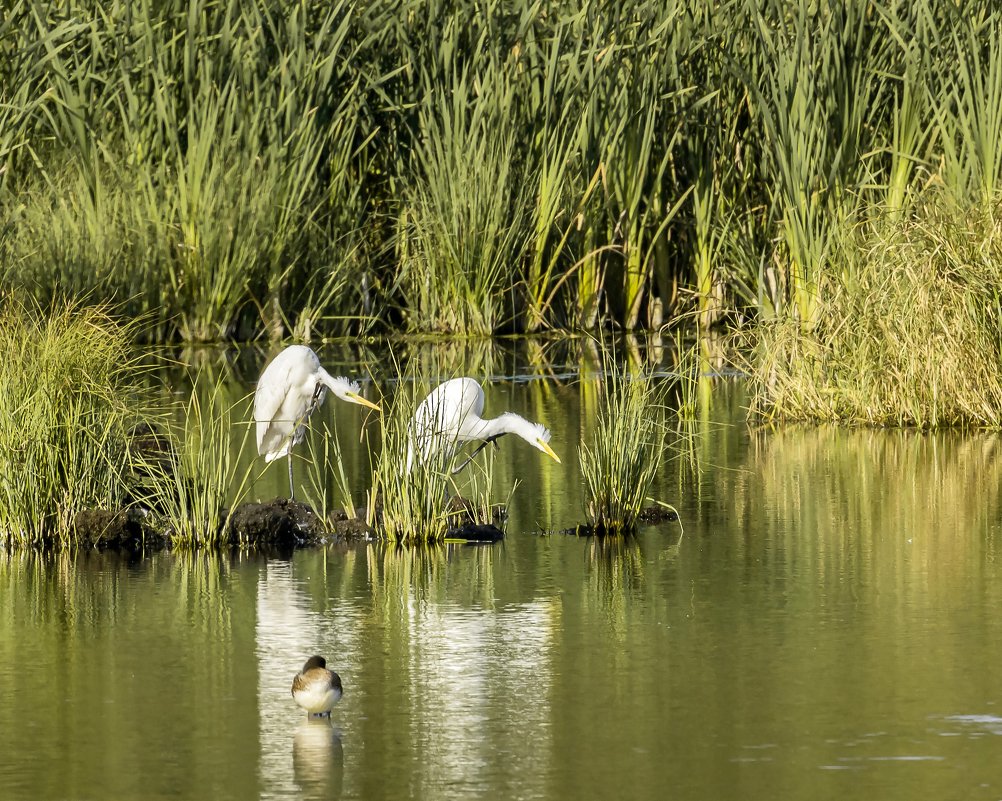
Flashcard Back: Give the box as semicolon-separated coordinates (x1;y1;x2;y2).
5;0;1002;405
748;193;1002;427
0;0;735;337
0;303;138;546
2;0;363;340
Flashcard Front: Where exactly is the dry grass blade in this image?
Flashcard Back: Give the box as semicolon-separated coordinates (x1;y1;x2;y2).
746;192;1002;427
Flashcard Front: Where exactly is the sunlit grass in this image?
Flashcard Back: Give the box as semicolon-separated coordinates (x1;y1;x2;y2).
578;344;673;534
367;372;508;544
368;382;454;544
303;419;359;522
748;192;1002;427
131;384;254;548
0;302;139;547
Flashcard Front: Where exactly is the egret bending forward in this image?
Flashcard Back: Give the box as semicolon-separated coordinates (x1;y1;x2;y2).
408;377;561;472
254;345;380;498
292;655;343;718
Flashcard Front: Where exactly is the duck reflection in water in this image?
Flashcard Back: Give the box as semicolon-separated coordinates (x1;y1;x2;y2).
293;718;344;800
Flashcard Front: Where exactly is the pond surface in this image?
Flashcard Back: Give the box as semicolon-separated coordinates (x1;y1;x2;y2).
2;339;1002;800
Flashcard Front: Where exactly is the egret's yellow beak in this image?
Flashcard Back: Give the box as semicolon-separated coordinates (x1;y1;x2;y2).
346;392;381;413
537;439;561;464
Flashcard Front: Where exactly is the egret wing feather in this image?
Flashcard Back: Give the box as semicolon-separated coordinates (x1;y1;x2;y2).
412;378;486;461
255;348;321;461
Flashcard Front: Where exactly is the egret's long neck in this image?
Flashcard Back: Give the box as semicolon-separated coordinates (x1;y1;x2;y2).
477;412;535;444
316;367;340;394
317;367;359;401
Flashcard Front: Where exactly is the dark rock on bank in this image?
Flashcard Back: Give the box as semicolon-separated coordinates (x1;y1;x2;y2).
444;523;505;543
637;505;679;524
226;498;329;547
72;509;165;550
568;505;680;537
327;509;377;542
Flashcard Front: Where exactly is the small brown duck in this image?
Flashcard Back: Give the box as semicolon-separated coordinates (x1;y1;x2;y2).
292;655;344;718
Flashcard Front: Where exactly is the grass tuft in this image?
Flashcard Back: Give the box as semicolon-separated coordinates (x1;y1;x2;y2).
0;301;139;546
578;343;673;534
367;379;454;544
131;382;254;547
367;372;508;544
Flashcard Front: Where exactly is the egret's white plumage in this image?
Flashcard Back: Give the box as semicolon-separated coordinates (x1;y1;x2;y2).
292;655;343;718
254;345;380;496
408;377;560;471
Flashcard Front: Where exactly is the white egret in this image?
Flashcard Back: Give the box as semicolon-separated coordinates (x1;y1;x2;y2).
408;377;561;472
254;345;380;498
292;655;343;718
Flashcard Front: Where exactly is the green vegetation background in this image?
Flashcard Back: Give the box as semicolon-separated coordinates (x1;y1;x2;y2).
2;0;998;339
4;0;1002;427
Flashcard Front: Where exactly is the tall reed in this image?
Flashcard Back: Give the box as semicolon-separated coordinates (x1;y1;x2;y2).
4;0;1002;350
398;63;531;334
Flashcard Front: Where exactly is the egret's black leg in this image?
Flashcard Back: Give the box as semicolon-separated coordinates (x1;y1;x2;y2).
450;436;503;475
288;453;295;499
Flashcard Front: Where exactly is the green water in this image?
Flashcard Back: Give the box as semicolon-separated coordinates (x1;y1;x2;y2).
2;343;1002;800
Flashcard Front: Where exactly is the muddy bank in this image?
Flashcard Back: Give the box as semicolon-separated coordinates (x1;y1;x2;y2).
554;505;681;537
67;496;506;552
66;497;675;551
72;509;167;550
69;498;366;553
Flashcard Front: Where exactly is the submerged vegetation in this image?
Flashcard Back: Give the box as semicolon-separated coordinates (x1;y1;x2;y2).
3;0;1002;356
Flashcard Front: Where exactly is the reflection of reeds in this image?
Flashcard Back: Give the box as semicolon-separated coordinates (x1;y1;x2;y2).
735;426;1002;602
581;536;648;632
364;543;449;612
0;548;257;796
363;541;498;610
393;338;499;389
